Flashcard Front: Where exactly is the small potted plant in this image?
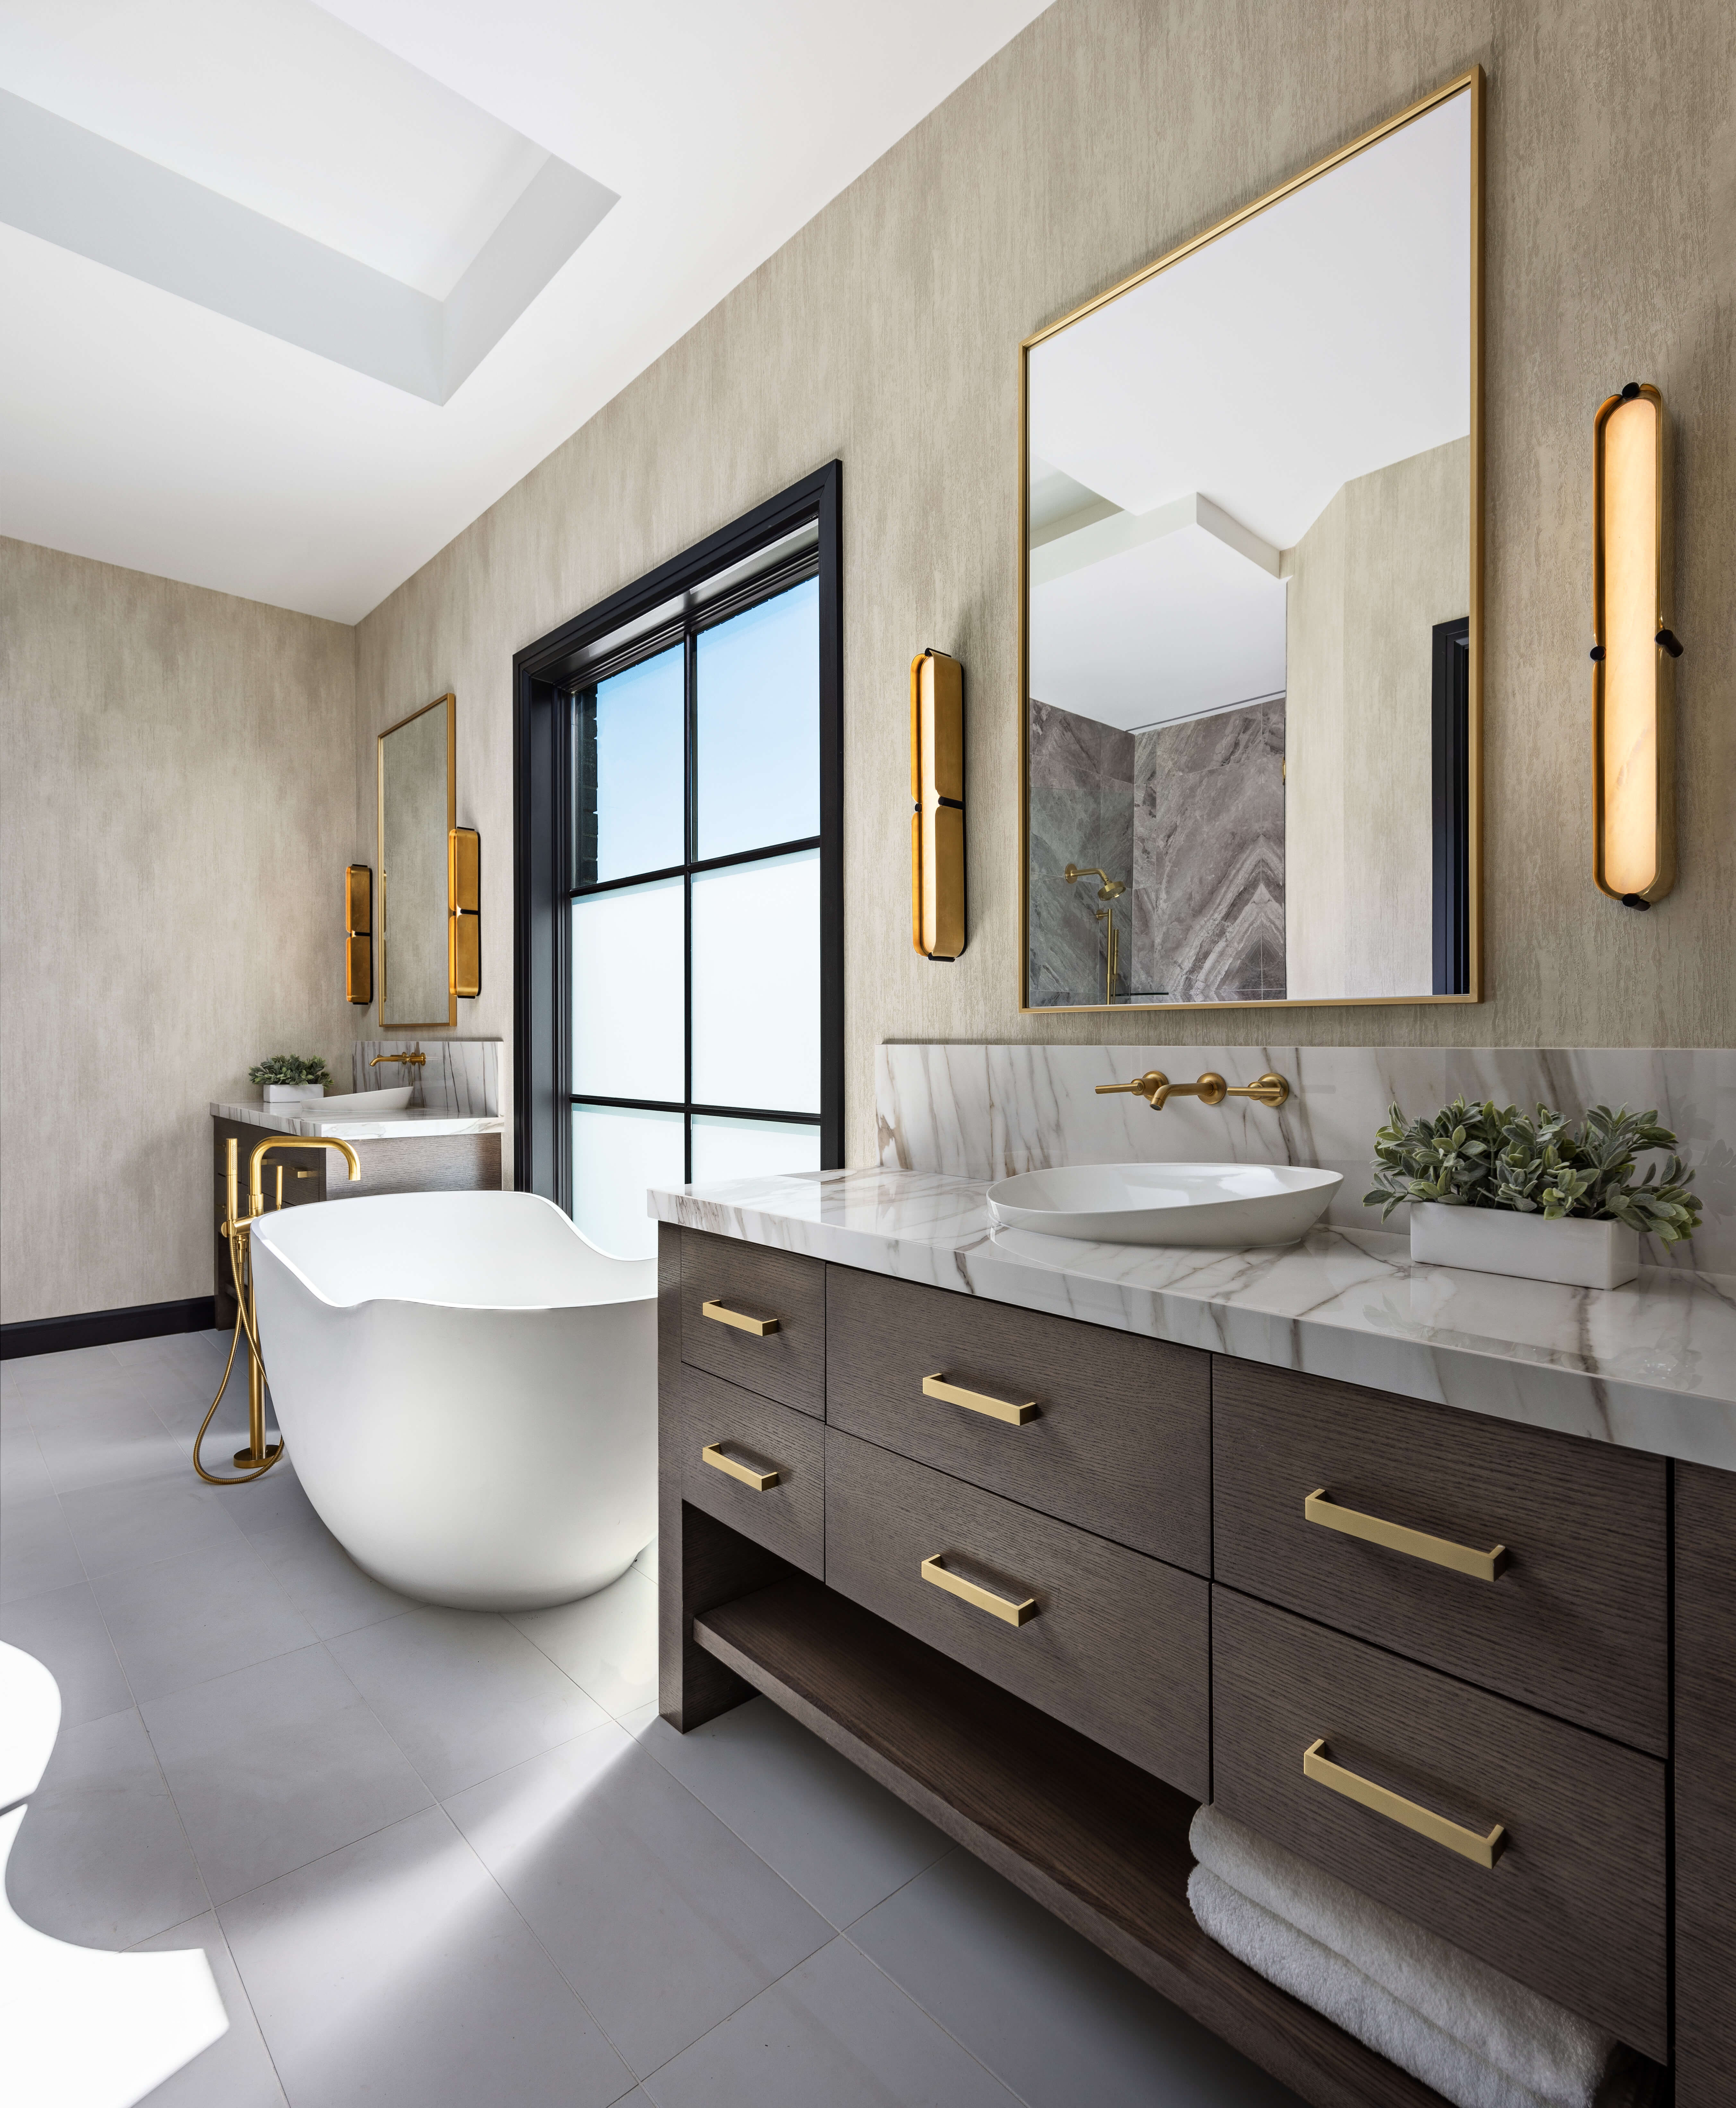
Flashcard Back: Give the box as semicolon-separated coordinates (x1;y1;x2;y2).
1366;1098;1702;1290
249;1054;332;1107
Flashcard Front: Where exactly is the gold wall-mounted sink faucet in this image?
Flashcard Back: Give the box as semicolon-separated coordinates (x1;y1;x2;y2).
370;1050;426;1068
1096;1069;1291;1111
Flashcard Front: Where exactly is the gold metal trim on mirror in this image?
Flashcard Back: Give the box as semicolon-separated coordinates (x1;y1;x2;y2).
377;691;457;1030
1017;65;1484;1013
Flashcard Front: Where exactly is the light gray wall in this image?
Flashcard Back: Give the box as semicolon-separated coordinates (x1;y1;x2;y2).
353;0;1735;1174
0;538;357;1323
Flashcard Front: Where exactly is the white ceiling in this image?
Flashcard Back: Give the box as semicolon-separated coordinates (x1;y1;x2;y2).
0;0;1048;622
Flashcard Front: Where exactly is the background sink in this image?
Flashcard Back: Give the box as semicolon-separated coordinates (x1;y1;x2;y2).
987;1162;1341;1248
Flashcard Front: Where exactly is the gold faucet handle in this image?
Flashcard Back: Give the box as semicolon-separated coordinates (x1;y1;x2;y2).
1228;1071;1291;1108
1095;1071;1168;1107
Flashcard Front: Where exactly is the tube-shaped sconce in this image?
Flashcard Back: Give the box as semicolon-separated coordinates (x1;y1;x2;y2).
1592;382;1678;908
448;827;480;998
911;650;965;960
345;864;372;1005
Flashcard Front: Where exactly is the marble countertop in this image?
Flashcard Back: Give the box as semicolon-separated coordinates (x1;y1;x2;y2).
650;1167;1736;1472
211;1101;504;1140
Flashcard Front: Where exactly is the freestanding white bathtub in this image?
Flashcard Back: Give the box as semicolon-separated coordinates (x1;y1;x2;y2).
249;1190;656;1611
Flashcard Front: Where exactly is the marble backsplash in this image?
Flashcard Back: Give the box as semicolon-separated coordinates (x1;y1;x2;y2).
875;1042;1736;1277
351;1038;500;1117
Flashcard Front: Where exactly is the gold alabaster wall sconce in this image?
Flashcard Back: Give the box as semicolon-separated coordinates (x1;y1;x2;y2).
911;649;965;961
1592;381;1682;910
344;864;372;1005
448;826;481;999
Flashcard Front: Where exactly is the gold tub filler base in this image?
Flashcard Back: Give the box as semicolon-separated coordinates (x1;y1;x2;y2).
194;1135;361;1486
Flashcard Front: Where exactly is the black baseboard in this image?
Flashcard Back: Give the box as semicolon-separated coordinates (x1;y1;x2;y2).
1;1296;217;1361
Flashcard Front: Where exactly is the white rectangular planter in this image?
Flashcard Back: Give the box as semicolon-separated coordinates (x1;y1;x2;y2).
262;1083;325;1106
1409;1203;1640;1290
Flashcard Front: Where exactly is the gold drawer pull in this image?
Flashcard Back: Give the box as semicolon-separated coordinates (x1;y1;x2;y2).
920;1553;1038;1626
702;1299;780;1337
1305;1487;1508;1582
701;1443;780;1491
1303;1738;1507;1869
923;1373;1039;1425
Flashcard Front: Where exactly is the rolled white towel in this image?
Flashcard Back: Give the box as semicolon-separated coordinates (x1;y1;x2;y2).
1190;1804;1612;2108
1190;1864;1554;2108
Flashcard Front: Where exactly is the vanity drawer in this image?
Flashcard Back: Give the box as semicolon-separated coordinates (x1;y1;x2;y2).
680;1230;824;1416
1213;1361;1668;1752
666;1365;823;1578
1212;1588;1666;2058
823;1426;1208;1798
827;1268;1209;1573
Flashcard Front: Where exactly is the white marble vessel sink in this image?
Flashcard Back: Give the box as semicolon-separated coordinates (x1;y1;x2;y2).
987;1162;1342;1247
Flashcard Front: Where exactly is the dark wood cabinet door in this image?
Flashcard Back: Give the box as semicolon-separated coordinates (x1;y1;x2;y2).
1676;1460;1736;2105
679;1229;825;1415
667;1364;823;1579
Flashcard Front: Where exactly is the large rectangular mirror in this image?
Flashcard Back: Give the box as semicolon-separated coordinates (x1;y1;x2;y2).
1021;72;1480;1011
378;691;456;1029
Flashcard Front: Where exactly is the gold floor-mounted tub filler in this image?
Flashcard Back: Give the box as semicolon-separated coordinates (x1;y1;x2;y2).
193;1135;361;1485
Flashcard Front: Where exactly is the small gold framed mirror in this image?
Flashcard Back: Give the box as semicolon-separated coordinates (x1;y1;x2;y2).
378;692;456;1029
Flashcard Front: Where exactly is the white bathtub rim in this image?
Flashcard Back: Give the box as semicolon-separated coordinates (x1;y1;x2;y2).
250;1190;654;1315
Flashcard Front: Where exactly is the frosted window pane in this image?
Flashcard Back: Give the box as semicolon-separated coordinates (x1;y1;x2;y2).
577;645;685;885
695;577;819;860
691;849;819;1114
571;877;684;1102
571;1106;684;1260
691;1116;821;1185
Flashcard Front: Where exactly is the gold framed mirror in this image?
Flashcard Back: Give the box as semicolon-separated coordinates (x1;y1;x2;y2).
378;691;456;1029
1020;69;1483;1011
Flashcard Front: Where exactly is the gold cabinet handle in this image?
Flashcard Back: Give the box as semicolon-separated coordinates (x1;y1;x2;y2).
1304;1488;1508;1582
919;1553;1038;1627
922;1373;1039;1425
702;1299;781;1337
701;1443;780;1491
1303;1738;1507;1868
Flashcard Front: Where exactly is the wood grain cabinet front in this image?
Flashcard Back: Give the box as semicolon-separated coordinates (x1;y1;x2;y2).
824;1426;1209;1799
679;1229;825;1415
827;1267;1210;1574
666;1365;823;1579
1212;1587;1667;2060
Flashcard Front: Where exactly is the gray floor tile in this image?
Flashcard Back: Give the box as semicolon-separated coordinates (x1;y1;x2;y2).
221;1805;636;2108
244;1511;416;1639
94;1536;319;1702
6;1706;208;1947
633;1537;657;1577
34;1401;187;1495
328;1604;608;1799
636;1698;952;1930
851;1849;1307;2108
1;1344;121;1392
0;1578;133;1724
1;1426;56;1507
142;1642;432;1904
60;1469;246;1582
132;1911;289;2107
220;1462;320;1541
511;1565;658;1718
641;1936;1021;2108
0;1494;85;1604
447;1722;831;2077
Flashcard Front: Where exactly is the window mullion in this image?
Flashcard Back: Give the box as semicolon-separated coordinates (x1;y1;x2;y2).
683;619;698;1184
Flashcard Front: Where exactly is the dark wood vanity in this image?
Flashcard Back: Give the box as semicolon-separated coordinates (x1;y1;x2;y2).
659;1222;1734;2107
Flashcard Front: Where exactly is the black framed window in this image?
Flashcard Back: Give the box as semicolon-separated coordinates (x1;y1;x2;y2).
514;464;842;1252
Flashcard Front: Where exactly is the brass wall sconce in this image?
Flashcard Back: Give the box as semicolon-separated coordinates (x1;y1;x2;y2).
449;826;480;998
344;864;372;1005
1592;381;1680;909
911;649;965;961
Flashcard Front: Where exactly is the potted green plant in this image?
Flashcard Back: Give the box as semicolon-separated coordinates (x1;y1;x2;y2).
249;1054;332;1108
1365;1099;1701;1290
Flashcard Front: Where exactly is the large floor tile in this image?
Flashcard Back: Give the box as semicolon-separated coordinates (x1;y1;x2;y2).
0;1578;133;1724
447;1722;832;2077
220;1462;320;1541
328;1605;607;1799
94;1536;318;1702
34;1401;187;1496
142;1643;432;1904
851;1849;1307;2108
221;1805;636;2108
245;1511;416;1639
642;1935;1021;2108
5;1706;208;1947
635;1698;952;1930
133;1910;289;2107
60;1469;245;1582
511;1565;658;1718
1;1426;55;1507
1;1344;122;1394
0;1494;85;1604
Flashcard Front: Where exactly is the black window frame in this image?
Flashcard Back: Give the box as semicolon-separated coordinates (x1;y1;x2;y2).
513;462;843;1211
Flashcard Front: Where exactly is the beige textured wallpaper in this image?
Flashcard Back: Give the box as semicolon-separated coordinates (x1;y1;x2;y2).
354;0;1735;1174
1;539;357;1322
